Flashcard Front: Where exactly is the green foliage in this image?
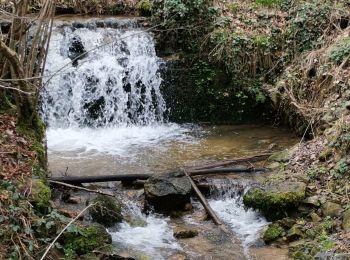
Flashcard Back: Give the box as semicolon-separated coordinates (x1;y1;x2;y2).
306;166;327;180
330;159;349;179
151;0;217;51
263;223;284;243
136;0;152;16
63;223;112;256
329;37;350;64
255;0;281;7
286;1;332;53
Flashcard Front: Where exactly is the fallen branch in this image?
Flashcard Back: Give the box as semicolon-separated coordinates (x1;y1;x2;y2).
48;180;114;197
183;169;222;226
40;203;96;260
49;174;151;185
188;166;268;176
189;153;272;170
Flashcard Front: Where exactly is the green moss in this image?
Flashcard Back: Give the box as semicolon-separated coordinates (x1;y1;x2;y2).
263;223;284;243
136;0;152;16
255;0;281;7
29;178;51;209
63;223;112;256
243;182;306;220
89;195;122;227
16;116;46;168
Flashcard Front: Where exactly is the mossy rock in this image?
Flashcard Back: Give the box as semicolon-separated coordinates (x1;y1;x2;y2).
243;181;306;220
29;178;51;209
262;223;284;243
136;0;152;16
321;201;342;217
89;195;122;227
63;223;112;256
286;225;304;242
289;239;321;260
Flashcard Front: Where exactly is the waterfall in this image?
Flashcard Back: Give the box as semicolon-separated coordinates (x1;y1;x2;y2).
41;18;166;128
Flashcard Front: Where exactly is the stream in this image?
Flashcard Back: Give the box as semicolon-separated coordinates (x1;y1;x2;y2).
41;17;297;259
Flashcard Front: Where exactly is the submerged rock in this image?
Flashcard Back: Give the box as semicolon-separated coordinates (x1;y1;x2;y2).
173;227;199;239
243;181;306;220
89;195;123;227
144;171;192;212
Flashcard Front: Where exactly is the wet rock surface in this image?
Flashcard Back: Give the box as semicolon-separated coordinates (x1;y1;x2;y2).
144;171;192;212
89;195;123;227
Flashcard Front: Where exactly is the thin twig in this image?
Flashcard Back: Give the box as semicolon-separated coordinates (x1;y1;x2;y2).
40;203;97;260
48;180;114;197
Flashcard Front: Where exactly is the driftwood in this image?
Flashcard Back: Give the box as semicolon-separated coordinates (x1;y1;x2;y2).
48;180;114;197
183;169;223;226
189;153;272;170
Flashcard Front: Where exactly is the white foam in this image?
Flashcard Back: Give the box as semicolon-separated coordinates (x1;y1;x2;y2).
110;201;181;259
208;179;268;256
47;123;194;156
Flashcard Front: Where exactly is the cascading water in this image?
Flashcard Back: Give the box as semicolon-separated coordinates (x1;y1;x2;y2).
208;179;269;257
41;18;194;159
111;196;181;259
41;18;166;127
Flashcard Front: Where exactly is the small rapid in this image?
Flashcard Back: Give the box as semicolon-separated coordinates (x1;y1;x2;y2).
208;179;268;256
111;197;181;259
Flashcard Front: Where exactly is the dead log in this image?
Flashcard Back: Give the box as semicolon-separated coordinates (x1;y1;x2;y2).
183;169;222;226
190;153;272;170
49;174;150;185
188;166;268;176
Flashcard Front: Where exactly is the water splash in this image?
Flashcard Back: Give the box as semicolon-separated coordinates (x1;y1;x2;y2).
208;179;268;255
110;199;181;259
41;19;166;127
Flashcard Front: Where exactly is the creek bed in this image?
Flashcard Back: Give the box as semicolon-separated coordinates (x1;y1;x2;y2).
49;124;297;259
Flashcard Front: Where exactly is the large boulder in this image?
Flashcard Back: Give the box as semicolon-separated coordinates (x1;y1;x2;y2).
144;171;192;212
243;181;306;220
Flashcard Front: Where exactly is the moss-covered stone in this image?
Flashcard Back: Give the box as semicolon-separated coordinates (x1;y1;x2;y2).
286;225;304;242
243;181;306;220
89;195;122;227
29;178;51;209
63;223;112;256
321;201;342;217
289;239;321;260
262;223;284;243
